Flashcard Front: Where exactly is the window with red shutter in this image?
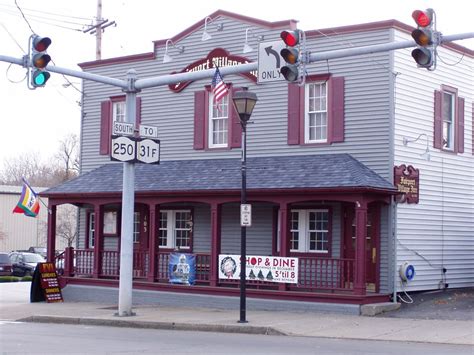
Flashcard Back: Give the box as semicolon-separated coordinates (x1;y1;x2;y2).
99;96;142;155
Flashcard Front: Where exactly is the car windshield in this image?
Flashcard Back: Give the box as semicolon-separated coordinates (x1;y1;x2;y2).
23;254;45;263
0;254;10;263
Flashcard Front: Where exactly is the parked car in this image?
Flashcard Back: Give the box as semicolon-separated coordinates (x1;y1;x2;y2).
9;251;45;277
27;246;47;258
0;252;13;276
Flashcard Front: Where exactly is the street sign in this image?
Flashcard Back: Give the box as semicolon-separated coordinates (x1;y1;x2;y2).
240;204;252;227
111;135;136;162
113;121;134;136
136;138;160;164
257;41;286;83
139;124;158;138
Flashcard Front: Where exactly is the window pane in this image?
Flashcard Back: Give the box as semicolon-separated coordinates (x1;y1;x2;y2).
159;212;168;247
210;95;229;147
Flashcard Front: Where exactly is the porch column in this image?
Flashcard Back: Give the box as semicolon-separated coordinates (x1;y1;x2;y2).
354;200;367;295
210;202;221;287
278;202;289;291
147;204;157;282
46;204;57;262
93;205;104;278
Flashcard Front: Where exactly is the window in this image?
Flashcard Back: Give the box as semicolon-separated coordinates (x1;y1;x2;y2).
290;209;330;253
100;97;141;155
434;86;465;154
208;93;229;148
103;211;117;235
193;87;241;150
305;82;327;143
287;75;344;146
442;92;455;150
133;212;140;243
88;213;95;248
113;101;126;123
159;210;192;249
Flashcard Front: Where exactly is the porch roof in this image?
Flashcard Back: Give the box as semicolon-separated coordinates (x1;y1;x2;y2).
42;154;396;196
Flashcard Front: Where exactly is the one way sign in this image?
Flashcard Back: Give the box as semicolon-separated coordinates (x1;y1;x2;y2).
257;40;286;83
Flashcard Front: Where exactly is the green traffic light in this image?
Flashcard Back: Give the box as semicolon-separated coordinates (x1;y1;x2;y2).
32;70;51;87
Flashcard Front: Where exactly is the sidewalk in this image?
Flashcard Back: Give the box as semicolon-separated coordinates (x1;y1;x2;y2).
1;282;473;345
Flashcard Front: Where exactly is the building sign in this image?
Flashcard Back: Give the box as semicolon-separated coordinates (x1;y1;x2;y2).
169;253;196;285
168;48;257;93
218;255;299;284
394;164;420;204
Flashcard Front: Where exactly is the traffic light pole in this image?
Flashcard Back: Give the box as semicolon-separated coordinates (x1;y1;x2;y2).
0;29;472;318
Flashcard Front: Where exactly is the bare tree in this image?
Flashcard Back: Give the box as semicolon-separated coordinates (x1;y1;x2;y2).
55;204;78;248
0;133;80;187
55;133;80;182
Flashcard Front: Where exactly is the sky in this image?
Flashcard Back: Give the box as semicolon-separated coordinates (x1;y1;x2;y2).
0;0;472;170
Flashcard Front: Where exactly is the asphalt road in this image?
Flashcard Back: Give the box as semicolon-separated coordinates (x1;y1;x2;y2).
1;321;472;355
378;287;474;321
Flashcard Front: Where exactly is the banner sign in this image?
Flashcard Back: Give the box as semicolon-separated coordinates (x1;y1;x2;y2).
169;253;196;285
218;255;299;284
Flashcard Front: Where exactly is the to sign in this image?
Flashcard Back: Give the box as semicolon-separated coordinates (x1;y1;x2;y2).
111;136;136;162
240;204;252;227
137;139;160;164
139;125;158;138
257;41;286;83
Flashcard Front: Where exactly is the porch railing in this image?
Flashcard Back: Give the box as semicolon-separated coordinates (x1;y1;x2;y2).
66;249;354;292
297;256;354;291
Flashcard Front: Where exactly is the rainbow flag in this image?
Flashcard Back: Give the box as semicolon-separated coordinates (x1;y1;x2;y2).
12;179;40;217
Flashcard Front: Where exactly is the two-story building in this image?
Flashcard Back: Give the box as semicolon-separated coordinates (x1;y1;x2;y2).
42;10;473;305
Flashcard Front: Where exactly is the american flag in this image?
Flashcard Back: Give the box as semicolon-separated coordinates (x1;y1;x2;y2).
211;67;229;107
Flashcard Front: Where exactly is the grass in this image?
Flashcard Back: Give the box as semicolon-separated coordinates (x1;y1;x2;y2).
0;275;33;283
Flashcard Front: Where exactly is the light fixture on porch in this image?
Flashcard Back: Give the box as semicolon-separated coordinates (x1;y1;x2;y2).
163;39;185;63
232;88;258;324
201;16;224;41
403;133;431;161
242;28;265;54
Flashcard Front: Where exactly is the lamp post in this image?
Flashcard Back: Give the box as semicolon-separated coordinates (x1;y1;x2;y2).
232;88;258;323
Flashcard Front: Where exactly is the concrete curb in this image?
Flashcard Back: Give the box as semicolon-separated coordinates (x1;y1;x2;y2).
19;316;286;336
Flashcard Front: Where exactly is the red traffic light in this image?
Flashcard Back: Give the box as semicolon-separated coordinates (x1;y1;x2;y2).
32;35;51;52
280;30;299;47
412;9;432;28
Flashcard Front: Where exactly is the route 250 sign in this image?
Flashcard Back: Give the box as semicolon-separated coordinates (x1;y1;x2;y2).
111;135;160;164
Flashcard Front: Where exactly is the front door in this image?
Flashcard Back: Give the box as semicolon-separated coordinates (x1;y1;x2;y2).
343;204;379;290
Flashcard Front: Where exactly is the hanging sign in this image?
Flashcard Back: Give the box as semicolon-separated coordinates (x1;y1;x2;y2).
394;164;420;204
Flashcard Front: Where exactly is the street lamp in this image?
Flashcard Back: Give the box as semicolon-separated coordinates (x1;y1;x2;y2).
232;88;258;323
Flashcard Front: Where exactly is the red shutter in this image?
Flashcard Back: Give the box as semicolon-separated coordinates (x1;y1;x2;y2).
194;91;206;150
100;100;112;155
433;90;443;149
329;76;345;143
287;84;301;145
229;87;242;148
135;97;142;127
472;102;474;155
456;97;465;154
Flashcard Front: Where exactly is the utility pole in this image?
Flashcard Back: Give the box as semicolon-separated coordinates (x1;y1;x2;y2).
82;0;116;60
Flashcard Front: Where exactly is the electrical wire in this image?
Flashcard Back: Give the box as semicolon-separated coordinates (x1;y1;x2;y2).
436;52;465;66
397;280;414;304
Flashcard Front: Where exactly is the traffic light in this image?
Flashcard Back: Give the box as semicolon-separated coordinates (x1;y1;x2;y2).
280;30;301;82
411;9;436;70
29;35;52;88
